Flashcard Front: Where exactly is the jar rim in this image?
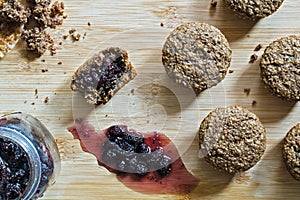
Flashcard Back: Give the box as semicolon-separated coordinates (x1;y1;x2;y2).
0;126;41;200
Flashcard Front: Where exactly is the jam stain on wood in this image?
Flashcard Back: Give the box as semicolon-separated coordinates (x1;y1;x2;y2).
68;119;199;194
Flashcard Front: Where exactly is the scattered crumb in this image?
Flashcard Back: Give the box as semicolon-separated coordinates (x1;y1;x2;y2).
63;72;67;74
88;22;91;26
130;89;135;95
252;100;257;106
83;32;87;39
34;88;38;99
59;42;62;45
31;102;35;105
210;0;217;8
69;28;76;34
41;59;46;62
105;114;108;118
54;92;57;95
71;33;81;41
249;54;258;63
44;96;49;104
160;22;164;27
41;68;48;73
254;44;263;51
57;61;62;65
244;88;251;96
24;100;27;104
229;70;234;74
63;35;68;40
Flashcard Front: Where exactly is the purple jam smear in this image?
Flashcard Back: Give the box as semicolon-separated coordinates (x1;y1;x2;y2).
68;119;199;194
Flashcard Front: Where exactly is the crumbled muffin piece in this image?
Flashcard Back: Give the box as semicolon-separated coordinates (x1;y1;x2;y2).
162;22;232;94
199;105;266;173
0;0;29;25
21;28;54;55
30;0;64;29
71;47;137;105
0;23;23;58
0;0;66;57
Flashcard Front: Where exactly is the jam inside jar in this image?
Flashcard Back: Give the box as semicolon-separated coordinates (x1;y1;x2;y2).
0;112;60;200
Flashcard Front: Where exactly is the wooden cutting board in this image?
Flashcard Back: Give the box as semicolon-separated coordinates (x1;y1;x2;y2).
1;0;300;199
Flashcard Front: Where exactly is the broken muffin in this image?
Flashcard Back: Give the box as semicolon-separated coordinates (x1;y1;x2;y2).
71;47;137;105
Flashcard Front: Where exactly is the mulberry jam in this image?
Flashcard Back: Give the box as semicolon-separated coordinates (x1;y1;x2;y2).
0;112;60;200
68;119;199;194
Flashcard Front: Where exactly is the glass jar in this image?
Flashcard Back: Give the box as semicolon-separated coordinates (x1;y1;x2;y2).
0;112;60;200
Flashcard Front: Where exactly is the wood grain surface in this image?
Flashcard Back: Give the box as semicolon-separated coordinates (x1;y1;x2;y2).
1;0;300;199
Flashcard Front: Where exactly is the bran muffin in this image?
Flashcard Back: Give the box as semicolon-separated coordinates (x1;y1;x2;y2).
260;35;300;101
282;123;300;181
71;47;137;105
224;0;285;20
199;105;266;173
162;22;232;94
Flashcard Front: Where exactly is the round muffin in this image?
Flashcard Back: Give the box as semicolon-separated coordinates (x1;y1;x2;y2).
224;0;285;20
260;35;300;101
282;124;300;181
162;22;232;94
199;105;266;173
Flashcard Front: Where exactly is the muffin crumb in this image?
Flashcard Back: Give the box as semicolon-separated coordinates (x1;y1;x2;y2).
249;54;258;63
244;88;251;96
210;0;217;8
254;44;263;51
44;96;49;104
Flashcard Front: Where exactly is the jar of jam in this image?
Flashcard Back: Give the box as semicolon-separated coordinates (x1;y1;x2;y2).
0;112;60;200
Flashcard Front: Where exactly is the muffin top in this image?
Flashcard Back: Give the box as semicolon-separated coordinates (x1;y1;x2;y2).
199;105;266;173
224;0;285;20
260;35;300;101
282;123;300;181
162;22;232;94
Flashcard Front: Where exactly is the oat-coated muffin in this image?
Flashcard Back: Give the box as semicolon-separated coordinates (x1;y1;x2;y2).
162;22;232;94
260;35;300;101
282;124;300;181
224;0;285;20
199;105;266;173
71;47;137;105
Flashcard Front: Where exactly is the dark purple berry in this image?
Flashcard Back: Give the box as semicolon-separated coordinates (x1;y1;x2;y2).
101;126;173;176
156;156;172;177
